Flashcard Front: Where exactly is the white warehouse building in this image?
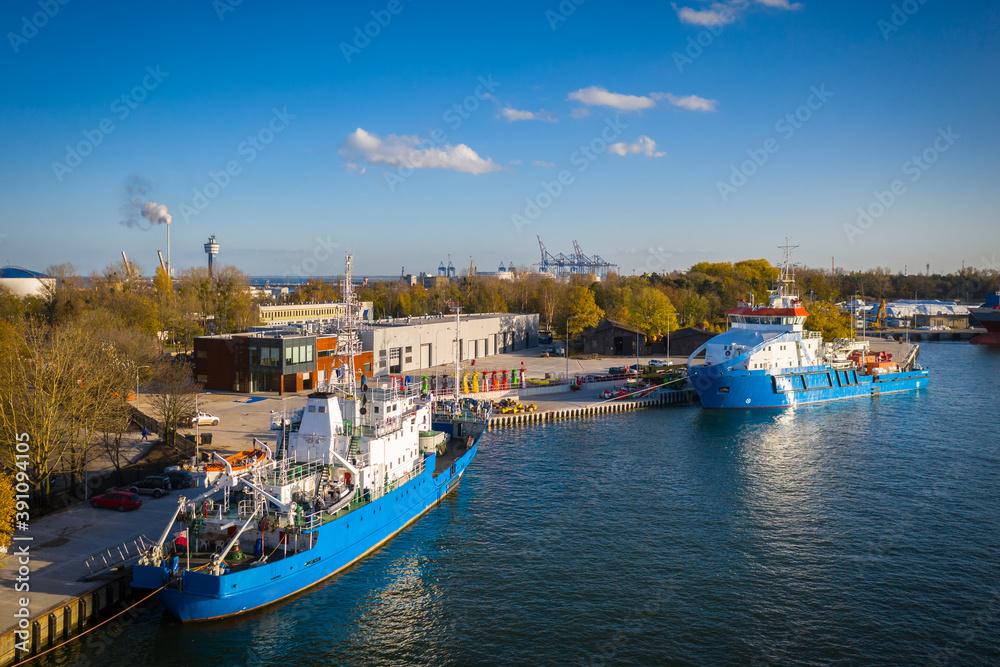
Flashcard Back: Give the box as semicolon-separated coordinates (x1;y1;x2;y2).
362;313;539;376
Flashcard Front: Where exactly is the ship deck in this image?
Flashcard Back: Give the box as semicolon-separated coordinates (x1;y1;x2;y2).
164;542;310;582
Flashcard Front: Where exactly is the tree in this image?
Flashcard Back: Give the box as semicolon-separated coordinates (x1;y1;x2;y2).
804;301;853;341
0;320;127;504
213;265;258;333
0;473;13;566
147;359;198;454
564;286;604;336
626;286;678;339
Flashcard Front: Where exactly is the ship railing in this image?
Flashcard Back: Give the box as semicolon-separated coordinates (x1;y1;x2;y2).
804;331;823;339
238;498;265;518
263;458;326;487
83;533;154;579
384;459;425;495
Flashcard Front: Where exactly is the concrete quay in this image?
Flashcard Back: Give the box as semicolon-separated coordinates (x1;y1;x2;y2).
0;494;184;665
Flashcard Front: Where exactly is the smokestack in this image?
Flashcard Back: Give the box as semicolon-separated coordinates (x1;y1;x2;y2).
204;235;219;277
138;200;171;278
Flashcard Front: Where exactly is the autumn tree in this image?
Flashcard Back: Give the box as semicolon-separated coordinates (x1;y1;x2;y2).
626;286;678;339
563;286;604;336
804;301;853;341
0;473;13;566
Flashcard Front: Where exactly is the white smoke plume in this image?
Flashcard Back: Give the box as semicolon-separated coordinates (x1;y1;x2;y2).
140;200;171;225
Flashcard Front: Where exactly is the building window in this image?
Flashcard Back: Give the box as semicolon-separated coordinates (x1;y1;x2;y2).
405;346;412;353
318;406;325;413
308;405;316;412
364;363;372;372
379;361;386;369
405;356;412;364
196;350;207;359
196;374;207;383
306;346;313;362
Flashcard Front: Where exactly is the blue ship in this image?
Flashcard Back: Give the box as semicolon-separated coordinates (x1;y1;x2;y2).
132;253;491;621
131;389;490;622
687;243;929;409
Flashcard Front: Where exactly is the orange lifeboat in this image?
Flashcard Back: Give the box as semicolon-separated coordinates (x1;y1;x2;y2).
205;448;270;473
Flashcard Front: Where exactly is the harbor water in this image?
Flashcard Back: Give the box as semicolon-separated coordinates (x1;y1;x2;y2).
41;343;1000;666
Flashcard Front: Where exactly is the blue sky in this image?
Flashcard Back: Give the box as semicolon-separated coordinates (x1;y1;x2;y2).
1;0;997;278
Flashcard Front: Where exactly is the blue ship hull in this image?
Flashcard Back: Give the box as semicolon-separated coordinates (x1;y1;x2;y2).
131;444;477;621
689;363;930;409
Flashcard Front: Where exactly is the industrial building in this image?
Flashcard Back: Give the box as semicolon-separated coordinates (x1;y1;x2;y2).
194;329;372;394
363;312;538;377
193;312;538;393
256;301;374;326
0;266;55;298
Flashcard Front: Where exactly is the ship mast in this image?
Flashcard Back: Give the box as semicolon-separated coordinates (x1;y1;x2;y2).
452;306;462;401
778;237;799;297
339;253;360;410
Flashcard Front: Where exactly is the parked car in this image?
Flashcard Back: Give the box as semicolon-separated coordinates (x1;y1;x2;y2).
90;490;142;512
180;411;220;427
649;359;669;367
164;470;195;489
540;347;551;357
129;475;172;498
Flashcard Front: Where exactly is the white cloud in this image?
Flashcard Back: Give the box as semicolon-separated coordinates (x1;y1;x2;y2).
570;107;591;119
500;106;557;122
509;159;522;165
338;128;501;175
532;160;555;168
662;93;718;112
567;86;657;111
671;2;736;26
756;0;802;10
608;136;666;158
345;162;366;174
672;0;801;27
568;87;717;114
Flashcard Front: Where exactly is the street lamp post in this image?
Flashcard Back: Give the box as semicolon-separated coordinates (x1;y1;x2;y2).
566;315;578;380
135;365;150;404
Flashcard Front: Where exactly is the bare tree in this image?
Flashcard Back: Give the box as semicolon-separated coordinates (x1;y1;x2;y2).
147;358;198;455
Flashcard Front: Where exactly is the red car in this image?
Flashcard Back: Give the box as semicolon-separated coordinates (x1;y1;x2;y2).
90;491;143;512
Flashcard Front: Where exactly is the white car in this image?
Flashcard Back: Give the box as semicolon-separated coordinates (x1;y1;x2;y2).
182;411;219;427
648;359;669;367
